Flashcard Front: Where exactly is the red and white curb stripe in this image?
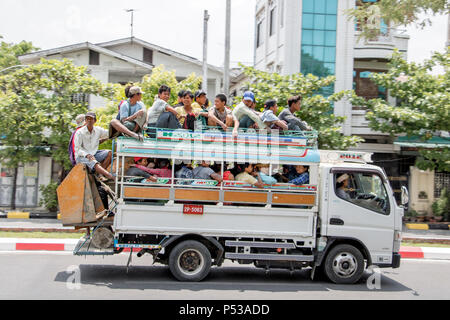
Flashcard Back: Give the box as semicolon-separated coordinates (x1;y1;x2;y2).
399;246;450;260
1;239;450;260
0;238;79;252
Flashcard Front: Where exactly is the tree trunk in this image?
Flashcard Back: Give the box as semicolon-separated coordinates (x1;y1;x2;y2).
10;166;18;210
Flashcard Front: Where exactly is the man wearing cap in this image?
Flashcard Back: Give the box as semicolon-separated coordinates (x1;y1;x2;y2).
232;91;266;131
109;86;146;141
74;112;114;180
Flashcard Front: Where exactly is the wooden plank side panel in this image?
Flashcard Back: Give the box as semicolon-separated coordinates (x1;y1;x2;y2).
224;191;267;203
272;193;315;205
175;189;219;201
123;187;170;200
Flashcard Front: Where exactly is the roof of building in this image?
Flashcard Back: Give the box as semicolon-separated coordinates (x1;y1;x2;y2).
19;37;223;74
18;41;154;70
96;37;223;73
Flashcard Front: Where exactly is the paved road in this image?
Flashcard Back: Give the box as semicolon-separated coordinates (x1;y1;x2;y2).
1;252;449;300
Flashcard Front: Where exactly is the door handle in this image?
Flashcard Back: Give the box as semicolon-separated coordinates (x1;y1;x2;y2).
330;218;344;226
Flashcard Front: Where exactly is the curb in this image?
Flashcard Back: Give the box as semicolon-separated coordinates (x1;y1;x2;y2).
0;212;60;220
1;239;450;261
0;238;79;252
399;246;450;260
405;223;450;231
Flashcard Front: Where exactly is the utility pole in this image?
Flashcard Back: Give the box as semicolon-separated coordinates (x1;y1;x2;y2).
202;10;210;93
125;9;137;38
224;0;231;98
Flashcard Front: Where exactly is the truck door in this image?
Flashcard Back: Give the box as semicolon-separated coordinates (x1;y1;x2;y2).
326;169;395;265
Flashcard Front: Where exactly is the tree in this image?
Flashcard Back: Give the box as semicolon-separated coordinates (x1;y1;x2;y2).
238;65;363;150
351;50;450;171
348;0;449;39
0;35;38;70
0;59;116;190
0;88;47;209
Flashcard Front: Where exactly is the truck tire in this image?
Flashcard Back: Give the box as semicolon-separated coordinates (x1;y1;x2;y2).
323;244;365;284
168;240;212;282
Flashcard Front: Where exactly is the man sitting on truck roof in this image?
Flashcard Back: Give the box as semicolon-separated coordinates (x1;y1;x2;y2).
147;85;180;130
278;95;312;132
260;99;288;131
208;94;239;137
193;161;223;183
232;91;266;130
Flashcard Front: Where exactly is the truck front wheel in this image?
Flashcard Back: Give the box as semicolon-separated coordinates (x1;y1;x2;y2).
168;240;212;282
324;244;365;284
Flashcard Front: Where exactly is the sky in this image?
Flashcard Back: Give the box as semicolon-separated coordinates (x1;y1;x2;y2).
0;0;447;69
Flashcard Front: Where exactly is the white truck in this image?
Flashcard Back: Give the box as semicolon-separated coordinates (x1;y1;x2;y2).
59;128;407;284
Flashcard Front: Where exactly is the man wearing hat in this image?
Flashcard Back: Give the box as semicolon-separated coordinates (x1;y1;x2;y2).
73;112;114;180
336;173;351;200
232;91;266;131
109;86;146;141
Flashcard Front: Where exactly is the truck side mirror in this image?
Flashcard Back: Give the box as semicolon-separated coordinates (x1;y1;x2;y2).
401;186;409;206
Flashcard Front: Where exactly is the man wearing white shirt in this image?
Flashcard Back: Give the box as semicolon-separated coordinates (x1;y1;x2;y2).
74;112;114;180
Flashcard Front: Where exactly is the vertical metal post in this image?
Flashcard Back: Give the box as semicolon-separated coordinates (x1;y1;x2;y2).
224;0;231;98
202;10;210;93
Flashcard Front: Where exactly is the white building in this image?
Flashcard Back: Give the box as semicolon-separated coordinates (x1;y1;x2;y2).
19;37;224;108
253;0;419;205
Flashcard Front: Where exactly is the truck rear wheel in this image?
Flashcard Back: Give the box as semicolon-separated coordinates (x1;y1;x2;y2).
324;244;365;284
168;240;212;282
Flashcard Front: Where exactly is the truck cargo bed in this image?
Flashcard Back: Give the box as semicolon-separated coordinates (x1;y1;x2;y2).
114;203;317;246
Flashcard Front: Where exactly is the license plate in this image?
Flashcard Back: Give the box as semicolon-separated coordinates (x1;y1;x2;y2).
183;204;204;215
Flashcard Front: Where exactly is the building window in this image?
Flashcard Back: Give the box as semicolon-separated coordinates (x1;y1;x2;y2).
301;0;337;97
435;172;450;198
280;0;284;28
89;50;99;65
143;48;153;64
353;69;387;100
269;7;276;36
257;19;264;48
71;93;89;105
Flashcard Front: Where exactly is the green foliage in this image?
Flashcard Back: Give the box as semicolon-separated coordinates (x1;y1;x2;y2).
0;35;38;70
351;50;450;171
347;0;449;40
432;188;450;220
238;64;363;150
0;59;116;173
140;65;202;107
38;182;59;212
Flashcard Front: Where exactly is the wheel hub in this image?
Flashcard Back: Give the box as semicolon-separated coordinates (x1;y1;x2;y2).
178;249;203;275
332;252;357;278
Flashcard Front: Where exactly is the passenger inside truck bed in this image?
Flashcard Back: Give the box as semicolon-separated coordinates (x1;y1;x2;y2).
125;157;157;182
193;161;223;183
